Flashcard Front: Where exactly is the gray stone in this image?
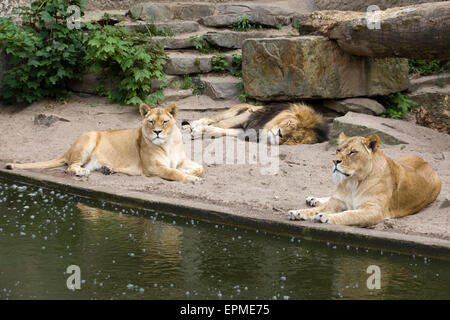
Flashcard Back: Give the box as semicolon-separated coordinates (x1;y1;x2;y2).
162;88;192;101
200;74;241;99
314;0;443;11
172;3;216;20
205;29;287;49
129;3;172;22
242;36;409;101
34;114;70;127
200;13;291;28
408;73;450;92
330;112;409;145
164;52;237;75
323;98;386;116
117;21;199;35
153;36;194;49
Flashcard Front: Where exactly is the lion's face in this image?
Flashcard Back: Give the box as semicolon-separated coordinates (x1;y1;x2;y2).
333;132;381;182
140;103;178;145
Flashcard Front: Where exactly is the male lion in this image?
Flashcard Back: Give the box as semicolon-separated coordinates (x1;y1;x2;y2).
5;103;203;182
182;103;328;145
288;132;442;226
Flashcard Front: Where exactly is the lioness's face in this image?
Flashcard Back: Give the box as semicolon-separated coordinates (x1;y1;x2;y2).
140;103;178;145
333;132;381;181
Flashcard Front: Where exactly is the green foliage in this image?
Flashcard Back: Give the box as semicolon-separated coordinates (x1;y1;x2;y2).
0;0;87;104
189;35;217;54
230;54;242;78
378;93;418;119
211;54;228;72
84;24;168;106
175;75;193;90
408;59;450;76
192;79;206;95
231;15;262;32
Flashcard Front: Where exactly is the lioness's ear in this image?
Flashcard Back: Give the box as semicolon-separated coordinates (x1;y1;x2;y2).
364;134;381;152
166;102;178;118
338;132;349;144
139;104;152;119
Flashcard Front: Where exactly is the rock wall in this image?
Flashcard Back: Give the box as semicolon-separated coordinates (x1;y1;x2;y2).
314;0;445;11
242;36;409;101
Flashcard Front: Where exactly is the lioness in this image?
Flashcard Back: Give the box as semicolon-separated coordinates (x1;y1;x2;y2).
182;103;328;145
288;132;442;226
5;103;204;182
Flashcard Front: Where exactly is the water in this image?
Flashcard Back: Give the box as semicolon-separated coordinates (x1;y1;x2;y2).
0;178;449;300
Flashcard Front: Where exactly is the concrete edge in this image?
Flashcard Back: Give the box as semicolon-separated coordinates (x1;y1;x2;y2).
1;168;449;261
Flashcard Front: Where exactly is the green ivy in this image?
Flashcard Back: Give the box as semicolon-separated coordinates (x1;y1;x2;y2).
189;35;217;54
408;59;450;76
83;23;168;106
230;54;242;78
211;54;228;72
0;0;87;104
231;15;263;32
378;93;418;119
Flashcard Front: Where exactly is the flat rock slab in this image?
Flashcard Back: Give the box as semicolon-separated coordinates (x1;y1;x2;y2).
242;36;409;101
200;74;241;99
200;13;291;28
205;29;295;49
329;112;442;145
164;51;239;75
324;98;386;116
116;21;199;35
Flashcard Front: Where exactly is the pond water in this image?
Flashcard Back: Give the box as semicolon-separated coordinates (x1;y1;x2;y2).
0;178;449;300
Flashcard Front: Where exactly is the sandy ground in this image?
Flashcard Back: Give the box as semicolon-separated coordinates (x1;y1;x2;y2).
0;95;449;240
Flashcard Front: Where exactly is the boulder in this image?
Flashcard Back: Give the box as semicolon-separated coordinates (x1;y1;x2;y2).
200;74;241;100
164;51;237;75
323;98;386;115
330;112;409;145
242;36;409;101
297;2;450;60
205;29;289;49
172;3;216;20
116;21;199;35
314;0;443;11
200;13;291;28
129;3;172;22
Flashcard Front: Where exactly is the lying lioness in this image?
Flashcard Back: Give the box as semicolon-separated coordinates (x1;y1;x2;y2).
182;103;328;145
288;132;442;226
5;103;203;182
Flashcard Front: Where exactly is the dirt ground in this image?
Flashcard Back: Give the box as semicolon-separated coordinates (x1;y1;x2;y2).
0;95;449;240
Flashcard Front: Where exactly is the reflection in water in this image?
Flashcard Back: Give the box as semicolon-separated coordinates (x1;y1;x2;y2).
0;179;449;300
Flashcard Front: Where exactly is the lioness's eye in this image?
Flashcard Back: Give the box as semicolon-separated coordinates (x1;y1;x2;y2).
163;120;168;125
349;151;357;155
148;120;154;125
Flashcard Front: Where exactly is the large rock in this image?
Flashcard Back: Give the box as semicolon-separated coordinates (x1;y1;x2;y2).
297;2;450;60
314;0;443;11
324;98;386;115
200;74;241;99
205;29;290;49
242;36;409;101
164;51;237;75
116;21;200;35
330;112;409;145
172;3;216;20
200;13;291;28
129;3;172;22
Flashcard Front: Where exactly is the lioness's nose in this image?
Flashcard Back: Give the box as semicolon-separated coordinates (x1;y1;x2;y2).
153;130;162;135
333;160;342;165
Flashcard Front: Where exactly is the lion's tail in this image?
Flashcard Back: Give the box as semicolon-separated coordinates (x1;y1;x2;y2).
5;154;67;170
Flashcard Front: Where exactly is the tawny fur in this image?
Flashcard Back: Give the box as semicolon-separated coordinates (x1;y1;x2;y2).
5;103;204;182
184;103;327;145
289;132;442;226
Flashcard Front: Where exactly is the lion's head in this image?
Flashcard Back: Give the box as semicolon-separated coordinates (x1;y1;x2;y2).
264;104;328;145
139;103;179;145
332;132;381;182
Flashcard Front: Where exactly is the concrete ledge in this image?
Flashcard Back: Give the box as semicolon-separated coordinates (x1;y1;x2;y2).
1;168;449;261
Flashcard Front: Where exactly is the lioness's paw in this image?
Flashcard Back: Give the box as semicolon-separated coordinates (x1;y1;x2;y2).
306;196;319;207
288;209;308;221
69;167;90;177
185;175;203;182
311;213;332;224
